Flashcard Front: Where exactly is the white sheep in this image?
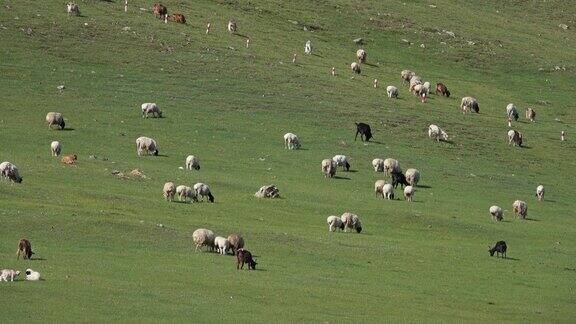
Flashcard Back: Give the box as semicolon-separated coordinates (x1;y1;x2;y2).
513;200;528;219
46;112;65;130
507;129;523;147
0;162;22;183
25;269;41;281
356;49;366;63
383;158;401;175
50;141;61;156
403;186;415;201
176;185;196;202
401;70;415;84
375;180;394;199
66;3;80;16
304;40;312;55
526;108;536;122
185;155;200;170
428;124;448;142
255;185;280;198
536;185;545;201
409;76;422;92
489;205;503;221
386;85;399;99
227;20;237;33
214;236;230;255
283;133;301;149
405;168;420;186
460;97;479;113
372;158;385;172
351;62;361;74
163;182;176;201
332;155;350;171
326;215;344;232
193;183;215;202
141;103;162;118
136;136;159;156
193;228;215;251
321;159;336;178
340;212;362;233
506;103;519;121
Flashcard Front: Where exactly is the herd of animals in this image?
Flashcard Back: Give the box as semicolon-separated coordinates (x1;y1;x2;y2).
0;1;565;281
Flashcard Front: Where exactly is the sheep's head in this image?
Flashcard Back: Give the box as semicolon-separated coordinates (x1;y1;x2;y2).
445;90;451;97
441;131;448;141
365;131;373;141
60;120;66;130
158;111;163;118
194;165;200;170
356;225;363;233
339;223;345;230
153;150;159;156
489;246;496;256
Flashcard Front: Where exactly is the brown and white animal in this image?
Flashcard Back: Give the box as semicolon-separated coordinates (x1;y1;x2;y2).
50;141;62;156
254;185;280;198
169;13;186;24
46;112;65;130
340;212;362;233
356;49;367;63
0;161;23;183
460;97;479;113
403;186;415;202
507;130;523;147
536;185;545;201
513;200;528;219
327;215;344;232
66;3;80;16
435;83;450;97
61;154;77;165
0;269;20;282
526;108;536;122
236;248;257;270
136;137;159;156
401;70;416;84
351;62;361;74
17;238;33;260
321;159;336;178
163;182;176;201
227;234;245;255
227;20;237;33
152;3;167;18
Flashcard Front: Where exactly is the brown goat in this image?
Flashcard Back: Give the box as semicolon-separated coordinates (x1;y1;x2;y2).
17;238;33;260
61;154;78;165
169;13;186;24
435;83;451;97
236;249;257;270
152;3;167;18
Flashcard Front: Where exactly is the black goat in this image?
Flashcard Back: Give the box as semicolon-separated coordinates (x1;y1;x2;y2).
355;123;373;142
489;241;507;258
391;172;409;189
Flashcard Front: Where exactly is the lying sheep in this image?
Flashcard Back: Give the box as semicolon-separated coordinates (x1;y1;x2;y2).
136;136;159;156
255;185;280;198
185;155;200;170
356;49;367;63
405;168;420;186
214;236;230;255
46;112;65;130
283;133;301;150
61;154;77;165
332;155;351;171
489;205;503;221
321;159;336;178
506;103;519;121
526;108;536;122
66;3;80;15
351;62;361;74
227;234;244;254
383;158;401;175
168;13;186;24
193;228;215;252
403;186;415;202
507;130;523;147
0;161;22;183
50;141;61;156
194;183;215;202
340;212;362;233
327;215;344;232
386;85;399;99
536;185;545;201
141;103;162;118
25;269;41;281
428;124;448;142
176;185;197;202
372;158;385;172
460;97;479;114
513;200;528;219
163;182;176;201
401;70;415;84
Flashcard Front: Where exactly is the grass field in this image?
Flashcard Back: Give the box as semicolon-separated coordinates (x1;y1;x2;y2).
1;0;575;321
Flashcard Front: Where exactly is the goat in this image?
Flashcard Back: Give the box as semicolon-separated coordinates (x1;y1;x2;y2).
236;248;257;270
489;241;507;258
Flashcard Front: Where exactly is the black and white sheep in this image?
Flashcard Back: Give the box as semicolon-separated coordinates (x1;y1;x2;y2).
506;103;519;121
536;185;545;201
327;215;344;232
428;124;448;142
185;155;200;170
0;162;22;183
460;97;479;113
351;62;361;74
283;133;301;150
46;112;65;130
193;183;215;202
356;49;367;63
507;130;523;147
332;155;351;171
340;212;362;233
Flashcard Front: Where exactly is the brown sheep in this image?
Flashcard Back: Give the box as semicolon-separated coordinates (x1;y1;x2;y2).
17;238;33;260
227;234;245;254
61;154;77;165
169;13;186;24
236;248;257;270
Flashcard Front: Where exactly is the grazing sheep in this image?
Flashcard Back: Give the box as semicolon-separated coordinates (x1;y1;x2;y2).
391;172;409;189
428;124;448;142
152;3;167;18
356;49;367;63
536;185;545;201
0;161;22;183
17;238;34;260
386;85;399;98
375;181;394;200
50;141;61;156
0;269;19;282
163;182;176;201
489;205;503;221
460;97;479;113
321;159;336;178
214;236;230;255
304;40;312;54
341;212;362;233
168;13;186;24
46;112;65;130
506;103;519;121
405;169;420;186
66;3;80;15
194;183;215;203
327;215;344;232
409;76;423;92
227;234;245;255
141;103;162;118
283;133;301;149
526;108;536;122
61;154;77;165
332;155;351;171
507;130;523;147
489;241;507;258
136;136;159;156
422;81;431;94
176;185;197;202
355;122;373;142
372;158;384;172
404;186;415;201
193;228;215;252
228;20;237;33
236;248;257;270
401;70;415;84
383;158;401;175
25;269;41;281
351;62;361;74
255;185;280;198
436;83;450;97
185;155;200;170
513;200;528;219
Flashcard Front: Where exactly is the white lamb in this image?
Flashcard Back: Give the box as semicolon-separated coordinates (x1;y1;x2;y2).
356;49;366;63
66;3;80;16
428;124;448;142
0;269;19;282
386;86;399;99
332;155;350;171
403;186;415;202
327;215;344;232
50;141;61;156
283;133;301;149
141;103;162;118
25;269;41;281
214;236;230;255
185;155;200;170
536;185;545;201
375;181;394;200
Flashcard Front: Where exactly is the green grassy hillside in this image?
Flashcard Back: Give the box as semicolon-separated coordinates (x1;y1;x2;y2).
1;0;575;321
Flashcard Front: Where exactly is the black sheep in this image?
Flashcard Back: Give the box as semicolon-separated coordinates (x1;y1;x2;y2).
355;123;373;142
489;241;507;258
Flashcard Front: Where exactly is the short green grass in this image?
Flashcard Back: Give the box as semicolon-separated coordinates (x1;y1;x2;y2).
1;0;575;321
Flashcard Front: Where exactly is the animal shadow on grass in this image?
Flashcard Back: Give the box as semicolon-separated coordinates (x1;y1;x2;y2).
60;128;75;131
365;140;385;145
524;217;540;221
441;140;455;145
234;33;250;39
364;62;378;68
333;176;351;180
345;169;359;173
416;185;432;189
311;53;324;58
503;257;519;261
